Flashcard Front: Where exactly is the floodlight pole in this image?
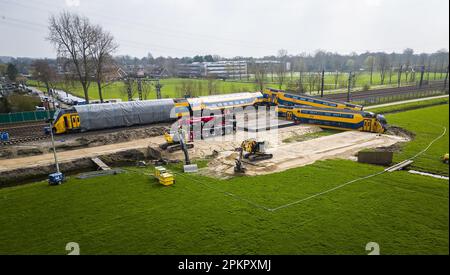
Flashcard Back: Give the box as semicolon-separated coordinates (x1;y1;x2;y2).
46;99;60;173
347;71;352;102
320;69;325;97
419;65;425;88
50;120;60;173
444;65;449;93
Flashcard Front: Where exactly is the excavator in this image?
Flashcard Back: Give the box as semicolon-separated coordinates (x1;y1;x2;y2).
160;129;194;153
235;139;273;173
160;128;198;173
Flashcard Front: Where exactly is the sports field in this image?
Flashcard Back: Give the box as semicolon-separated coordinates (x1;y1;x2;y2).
0;103;448;255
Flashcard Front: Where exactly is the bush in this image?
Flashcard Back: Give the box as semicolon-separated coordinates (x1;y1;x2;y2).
362;84;371;91
0;94;41;113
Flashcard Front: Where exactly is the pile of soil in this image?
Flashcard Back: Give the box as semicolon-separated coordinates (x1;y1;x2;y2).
61;126;167;150
0;146;43;159
0;125;168;159
386;126;415;140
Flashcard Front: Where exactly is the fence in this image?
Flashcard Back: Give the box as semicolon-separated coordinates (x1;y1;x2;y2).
355;89;448;106
0;110;55;124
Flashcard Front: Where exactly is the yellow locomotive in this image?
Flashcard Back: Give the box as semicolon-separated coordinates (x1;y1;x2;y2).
52;109;81;134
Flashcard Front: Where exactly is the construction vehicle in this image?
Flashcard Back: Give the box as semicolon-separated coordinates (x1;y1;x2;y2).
153;166;175;186
278;105;387;134
259;88;363;111
235;139;273;173
176;128;198;173
443;153;449;164
159;129;194;153
48;172;64;185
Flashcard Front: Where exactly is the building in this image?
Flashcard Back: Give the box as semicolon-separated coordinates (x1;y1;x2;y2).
177;61;248;79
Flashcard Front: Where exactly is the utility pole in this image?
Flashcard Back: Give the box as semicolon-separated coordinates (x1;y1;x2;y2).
320;69;325;97
419;65;425;88
126;78;133;101
397;65;403;88
155;79;163;99
444;65;449;92
137;78;143;101
347;72;352;102
46;99;62;185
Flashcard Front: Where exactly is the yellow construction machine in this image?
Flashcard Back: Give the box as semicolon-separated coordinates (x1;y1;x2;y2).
235;139;273;173
443;153;449;164
153;166;175;186
160;129;194;153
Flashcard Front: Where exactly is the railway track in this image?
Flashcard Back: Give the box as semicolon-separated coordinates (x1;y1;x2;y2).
0;121;50;146
321;81;448;102
0;82;448;145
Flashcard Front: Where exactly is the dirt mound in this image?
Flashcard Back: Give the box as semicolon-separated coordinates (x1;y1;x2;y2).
0;125;168;160
101;149;147;165
0;146;43;159
69;126;167;148
371;143;404;153
386;126;415;140
0;158;95;188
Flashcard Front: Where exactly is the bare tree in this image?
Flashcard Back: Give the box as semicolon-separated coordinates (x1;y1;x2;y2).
403;48;414;82
253;62;267;92
121;78;136;101
364;56;375;85
141;80;154;100
207;76;218;95
89;26;118;103
31;60;56;94
378;54;390;85
48;12;96;103
276;49;288;89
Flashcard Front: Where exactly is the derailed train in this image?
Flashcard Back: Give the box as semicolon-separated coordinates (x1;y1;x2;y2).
52;89;387;134
52;92;263;134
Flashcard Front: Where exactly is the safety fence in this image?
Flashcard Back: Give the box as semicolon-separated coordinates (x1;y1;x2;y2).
0;110;55;124
354;89;448;106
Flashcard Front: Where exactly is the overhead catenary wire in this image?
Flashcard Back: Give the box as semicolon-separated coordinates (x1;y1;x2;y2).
0;0;286;54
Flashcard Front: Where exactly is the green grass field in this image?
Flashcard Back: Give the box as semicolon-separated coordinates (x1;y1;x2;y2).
0;104;448;255
27;71;447;102
28;78;257;101
369;97;449;114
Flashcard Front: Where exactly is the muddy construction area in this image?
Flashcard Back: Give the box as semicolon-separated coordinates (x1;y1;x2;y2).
0;124;168;160
197;130;409;179
0;122;410;186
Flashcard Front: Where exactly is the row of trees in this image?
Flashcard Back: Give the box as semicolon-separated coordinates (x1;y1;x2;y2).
246;48;449;92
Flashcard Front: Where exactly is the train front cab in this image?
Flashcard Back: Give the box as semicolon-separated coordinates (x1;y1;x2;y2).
52;108;81;134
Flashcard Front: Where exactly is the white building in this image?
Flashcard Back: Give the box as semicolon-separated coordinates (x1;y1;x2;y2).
177;61;248;79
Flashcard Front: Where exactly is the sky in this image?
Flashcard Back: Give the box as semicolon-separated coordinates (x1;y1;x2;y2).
0;0;448;58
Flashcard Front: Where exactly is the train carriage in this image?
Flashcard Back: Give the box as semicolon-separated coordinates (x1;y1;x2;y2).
278;105;387;133
52;92;263;134
261;88;363;111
